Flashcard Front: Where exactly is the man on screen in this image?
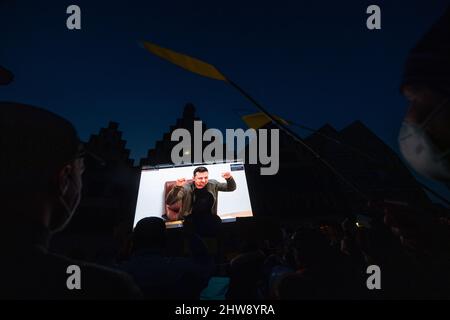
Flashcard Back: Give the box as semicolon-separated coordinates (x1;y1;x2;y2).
166;166;236;235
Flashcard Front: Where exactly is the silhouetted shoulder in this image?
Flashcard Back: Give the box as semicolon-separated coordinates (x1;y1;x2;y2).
46;252;142;300
0;246;141;300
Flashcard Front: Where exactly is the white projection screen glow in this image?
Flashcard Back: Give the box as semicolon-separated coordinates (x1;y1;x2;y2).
133;162;253;228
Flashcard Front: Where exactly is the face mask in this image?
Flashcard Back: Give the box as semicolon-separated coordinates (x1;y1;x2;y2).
399;98;450;182
51;173;81;232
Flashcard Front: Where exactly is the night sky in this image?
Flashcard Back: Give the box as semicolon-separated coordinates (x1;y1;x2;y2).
1;0;449;203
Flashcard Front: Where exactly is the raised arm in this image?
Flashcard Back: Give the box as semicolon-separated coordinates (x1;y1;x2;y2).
166;178;187;204
217;172;236;192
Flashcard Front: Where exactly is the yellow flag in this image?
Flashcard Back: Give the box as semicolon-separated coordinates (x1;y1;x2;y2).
242;113;290;129
142;41;227;81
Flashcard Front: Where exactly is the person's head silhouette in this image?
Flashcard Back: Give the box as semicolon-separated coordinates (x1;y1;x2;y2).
0;102;142;299
1;101;85;234
132;217;166;253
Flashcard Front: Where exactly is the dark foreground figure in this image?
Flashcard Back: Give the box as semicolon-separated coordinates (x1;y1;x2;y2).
0;102;141;299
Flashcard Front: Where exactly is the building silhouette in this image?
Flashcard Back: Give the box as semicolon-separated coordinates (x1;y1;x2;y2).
140;103;215;167
244;120;430;219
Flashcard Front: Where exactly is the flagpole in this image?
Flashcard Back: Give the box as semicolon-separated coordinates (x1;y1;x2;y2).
226;79;370;202
140;41;369;202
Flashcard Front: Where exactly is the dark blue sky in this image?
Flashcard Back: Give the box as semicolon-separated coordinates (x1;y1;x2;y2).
1;0;449;202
